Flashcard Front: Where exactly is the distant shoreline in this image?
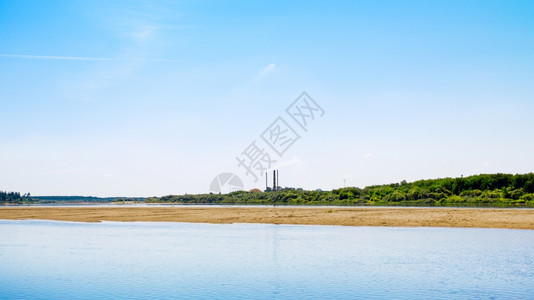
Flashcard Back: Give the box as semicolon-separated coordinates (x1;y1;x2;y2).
1;206;533;230
5;203;534;209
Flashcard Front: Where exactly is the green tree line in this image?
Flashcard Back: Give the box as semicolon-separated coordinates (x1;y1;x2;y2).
0;194;143;205
0;191;34;204
146;173;534;207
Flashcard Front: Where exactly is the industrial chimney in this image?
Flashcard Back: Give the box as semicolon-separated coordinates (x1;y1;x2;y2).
273;170;276;191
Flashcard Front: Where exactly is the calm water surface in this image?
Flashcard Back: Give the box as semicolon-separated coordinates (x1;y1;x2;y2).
0;220;533;299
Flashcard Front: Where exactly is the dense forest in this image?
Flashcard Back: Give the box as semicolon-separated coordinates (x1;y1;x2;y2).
0;194;143;205
30;196;143;204
146;173;534;207
3;173;534;207
0;191;34;204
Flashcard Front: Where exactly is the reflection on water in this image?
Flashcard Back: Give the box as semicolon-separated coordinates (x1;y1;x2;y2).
0;220;533;299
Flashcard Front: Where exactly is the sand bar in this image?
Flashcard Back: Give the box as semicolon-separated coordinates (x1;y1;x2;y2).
1;206;534;229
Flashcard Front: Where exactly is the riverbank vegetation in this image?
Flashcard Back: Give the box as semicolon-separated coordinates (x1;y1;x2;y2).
146;173;534;207
0;194;143;205
0;191;34;205
3;173;534;207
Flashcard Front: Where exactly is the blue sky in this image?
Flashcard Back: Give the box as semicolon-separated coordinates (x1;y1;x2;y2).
1;0;533;196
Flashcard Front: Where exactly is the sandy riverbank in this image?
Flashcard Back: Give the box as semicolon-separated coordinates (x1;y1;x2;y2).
1;206;533;229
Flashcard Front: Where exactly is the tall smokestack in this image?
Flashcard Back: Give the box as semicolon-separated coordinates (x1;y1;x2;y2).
266;172;268;191
273;170;276;191
277;170;279;191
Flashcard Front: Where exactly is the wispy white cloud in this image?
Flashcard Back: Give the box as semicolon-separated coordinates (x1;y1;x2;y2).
0;54;114;61
59;59;145;101
33;1;185;101
364;153;374;158
253;63;277;81
261;63;276;74
273;156;303;169
0;54;182;62
128;25;157;42
260;63;276;75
